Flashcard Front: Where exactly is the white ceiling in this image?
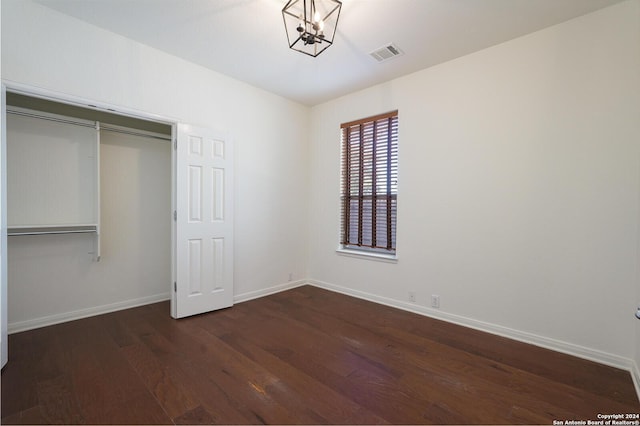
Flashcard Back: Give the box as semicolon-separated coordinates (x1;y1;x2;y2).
34;0;625;106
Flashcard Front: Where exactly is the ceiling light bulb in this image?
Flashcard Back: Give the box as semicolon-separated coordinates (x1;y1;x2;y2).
313;11;320;23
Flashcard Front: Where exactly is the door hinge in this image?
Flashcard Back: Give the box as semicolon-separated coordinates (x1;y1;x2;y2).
174;282;177;292
174;210;177;221
174;139;177;150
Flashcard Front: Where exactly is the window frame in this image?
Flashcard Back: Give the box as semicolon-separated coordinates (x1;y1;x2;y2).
338;110;398;261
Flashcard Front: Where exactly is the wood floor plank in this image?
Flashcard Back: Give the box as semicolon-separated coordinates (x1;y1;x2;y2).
2;285;639;425
173;405;217;425
106;392;174;425
120;342;200;419
129;319;255;424
0;332;38;418
36;374;85;424
217;330;388;424
129;309;298;424
1;405;49;425
173;320;323;424
99;312;140;348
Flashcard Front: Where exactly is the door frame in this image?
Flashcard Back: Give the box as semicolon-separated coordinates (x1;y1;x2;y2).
1;84;7;368
0;80;180;355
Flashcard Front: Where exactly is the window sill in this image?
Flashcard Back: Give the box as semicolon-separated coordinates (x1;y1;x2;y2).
336;248;398;263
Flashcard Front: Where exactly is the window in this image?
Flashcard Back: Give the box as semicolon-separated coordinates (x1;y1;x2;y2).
340;110;398;255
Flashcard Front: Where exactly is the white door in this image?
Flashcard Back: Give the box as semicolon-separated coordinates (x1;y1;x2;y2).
1;85;8;368
172;124;234;318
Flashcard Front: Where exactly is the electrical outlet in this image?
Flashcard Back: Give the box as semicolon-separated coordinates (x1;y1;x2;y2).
431;294;440;309
409;291;416;303
288;272;293;282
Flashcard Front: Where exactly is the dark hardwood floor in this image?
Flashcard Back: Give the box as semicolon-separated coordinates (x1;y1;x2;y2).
2;285;639;424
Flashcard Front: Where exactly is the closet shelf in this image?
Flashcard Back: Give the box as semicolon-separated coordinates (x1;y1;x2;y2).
8;224;98;236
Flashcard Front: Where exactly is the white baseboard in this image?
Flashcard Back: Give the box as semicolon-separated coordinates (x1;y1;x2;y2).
7;280;306;334
308;279;634;372
8;292;171;334
234;280;307;304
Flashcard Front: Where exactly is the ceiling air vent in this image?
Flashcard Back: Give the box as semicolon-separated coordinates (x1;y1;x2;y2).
369;43;404;62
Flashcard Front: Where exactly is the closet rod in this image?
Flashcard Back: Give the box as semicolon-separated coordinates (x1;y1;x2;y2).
100;125;172;141
8;229;97;236
7;225;98;236
6;108;96;129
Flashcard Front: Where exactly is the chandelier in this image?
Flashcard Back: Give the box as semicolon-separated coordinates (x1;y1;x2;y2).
282;0;342;57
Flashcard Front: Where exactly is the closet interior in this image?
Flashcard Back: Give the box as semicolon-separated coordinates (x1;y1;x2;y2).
6;93;173;331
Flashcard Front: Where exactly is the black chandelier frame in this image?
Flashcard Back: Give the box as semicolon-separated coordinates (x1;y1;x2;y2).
282;0;342;57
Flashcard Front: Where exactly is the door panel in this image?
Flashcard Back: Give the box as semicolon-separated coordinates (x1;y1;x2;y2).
173;124;233;318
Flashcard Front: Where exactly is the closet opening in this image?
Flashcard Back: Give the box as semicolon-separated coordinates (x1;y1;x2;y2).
5;92;174;333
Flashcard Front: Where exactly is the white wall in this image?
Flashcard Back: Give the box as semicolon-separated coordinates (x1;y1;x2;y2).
1;0;309;327
309;0;640;367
